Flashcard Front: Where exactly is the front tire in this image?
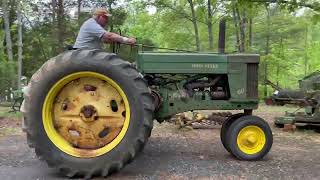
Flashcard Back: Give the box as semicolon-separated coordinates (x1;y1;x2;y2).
226;115;273;160
220;113;244;153
22;49;154;178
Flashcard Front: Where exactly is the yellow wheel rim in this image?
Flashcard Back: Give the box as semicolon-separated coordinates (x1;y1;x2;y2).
42;72;130;158
237;126;266;155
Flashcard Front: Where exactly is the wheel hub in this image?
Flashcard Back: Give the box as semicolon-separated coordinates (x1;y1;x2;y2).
247;135;257;144
80;105;98;122
52;76;126;150
237;125;266;154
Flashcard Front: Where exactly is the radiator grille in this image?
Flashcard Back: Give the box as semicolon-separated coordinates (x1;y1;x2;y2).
247;64;258;98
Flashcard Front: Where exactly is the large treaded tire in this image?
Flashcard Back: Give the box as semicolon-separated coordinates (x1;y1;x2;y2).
21;49;154;178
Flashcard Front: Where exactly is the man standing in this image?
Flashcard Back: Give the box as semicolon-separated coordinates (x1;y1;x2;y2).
74;8;136;49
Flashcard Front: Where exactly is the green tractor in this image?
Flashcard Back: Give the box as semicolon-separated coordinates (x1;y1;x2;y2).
21;23;273;178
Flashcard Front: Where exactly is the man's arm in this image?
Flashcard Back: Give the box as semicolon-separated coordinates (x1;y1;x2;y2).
102;32;136;45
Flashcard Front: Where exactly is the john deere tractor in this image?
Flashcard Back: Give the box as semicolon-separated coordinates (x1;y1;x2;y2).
21;22;273;178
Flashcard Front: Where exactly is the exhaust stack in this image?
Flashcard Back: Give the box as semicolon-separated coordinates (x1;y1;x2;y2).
218;18;226;54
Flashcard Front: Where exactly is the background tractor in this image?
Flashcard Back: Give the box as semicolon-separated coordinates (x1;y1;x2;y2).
263;78;305;107
21;21;273;178
274;71;320;127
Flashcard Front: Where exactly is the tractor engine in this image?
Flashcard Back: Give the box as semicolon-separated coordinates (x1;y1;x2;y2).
146;74;230;110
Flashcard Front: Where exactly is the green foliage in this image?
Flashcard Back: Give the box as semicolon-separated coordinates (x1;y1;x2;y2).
0;60;17;99
2;0;320;100
0;28;17;99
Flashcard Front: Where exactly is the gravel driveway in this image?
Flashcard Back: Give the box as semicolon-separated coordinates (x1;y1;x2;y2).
0;106;320;179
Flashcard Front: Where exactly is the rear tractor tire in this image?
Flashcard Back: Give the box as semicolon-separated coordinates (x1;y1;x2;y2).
224;115;273;160
21;49;154;178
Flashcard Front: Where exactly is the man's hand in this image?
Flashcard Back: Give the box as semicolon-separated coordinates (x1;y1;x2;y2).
103;32;136;45
127;38;136;45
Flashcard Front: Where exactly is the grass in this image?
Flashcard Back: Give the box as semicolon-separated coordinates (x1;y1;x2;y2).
0;106;22;118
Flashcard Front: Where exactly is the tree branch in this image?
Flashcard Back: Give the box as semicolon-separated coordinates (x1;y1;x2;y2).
250;0;320;12
148;1;209;25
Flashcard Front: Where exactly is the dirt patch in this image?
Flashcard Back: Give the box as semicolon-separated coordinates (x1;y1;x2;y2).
0;117;23;137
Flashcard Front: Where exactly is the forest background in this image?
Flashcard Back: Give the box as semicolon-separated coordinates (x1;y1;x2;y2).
1;0;320;101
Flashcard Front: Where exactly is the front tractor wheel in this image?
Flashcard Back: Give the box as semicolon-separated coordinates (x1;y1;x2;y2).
220;113;244;153
22;50;154;178
225;115;273;160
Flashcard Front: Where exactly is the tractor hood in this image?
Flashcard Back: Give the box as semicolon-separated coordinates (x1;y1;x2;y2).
136;52;259;74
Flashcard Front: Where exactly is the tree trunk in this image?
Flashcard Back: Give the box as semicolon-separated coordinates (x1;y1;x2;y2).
238;9;246;53
107;0;114;32
232;7;240;52
249;18;253;50
265;5;271;55
277;37;283;87
188;0;200;51
17;0;23;89
51;0;57;54
207;0;214;50
77;0;82;27
57;0;65;52
264;4;271;98
304;26;308;76
3;0;13;61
